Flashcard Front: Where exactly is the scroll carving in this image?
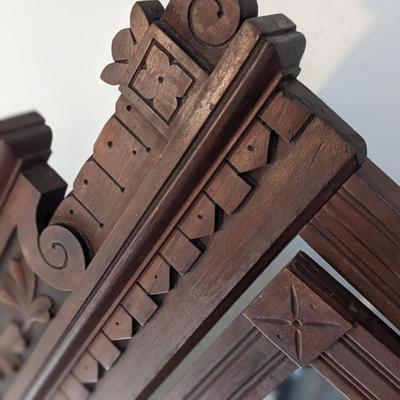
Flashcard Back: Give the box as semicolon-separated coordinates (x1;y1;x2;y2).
0;114;87;291
188;0;245;47
163;0;258;65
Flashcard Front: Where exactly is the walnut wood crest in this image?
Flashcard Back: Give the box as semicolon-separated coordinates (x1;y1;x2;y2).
0;0;262;292
0;1;377;399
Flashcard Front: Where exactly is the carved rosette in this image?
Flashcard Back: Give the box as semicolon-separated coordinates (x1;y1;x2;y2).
245;269;351;366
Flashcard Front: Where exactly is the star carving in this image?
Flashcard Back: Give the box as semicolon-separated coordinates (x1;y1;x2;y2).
245;270;350;366
253;285;340;362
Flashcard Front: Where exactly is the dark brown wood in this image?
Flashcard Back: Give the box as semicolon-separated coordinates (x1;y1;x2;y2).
86;81;364;399
0;1;382;399
165;252;400;400
301;158;400;330
0;113;69;395
164;316;297;400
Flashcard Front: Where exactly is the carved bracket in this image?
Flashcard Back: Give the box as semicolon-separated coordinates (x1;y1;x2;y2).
0;114;87;291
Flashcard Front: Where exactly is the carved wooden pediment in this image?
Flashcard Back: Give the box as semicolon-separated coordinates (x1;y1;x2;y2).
0;1;398;399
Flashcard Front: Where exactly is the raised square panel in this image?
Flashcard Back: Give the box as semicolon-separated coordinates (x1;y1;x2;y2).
122;284;158;326
244;269;351;367
88;332;120;371
260;91;310;142
120;24;206;136
206;164;252;215
160;230;202;275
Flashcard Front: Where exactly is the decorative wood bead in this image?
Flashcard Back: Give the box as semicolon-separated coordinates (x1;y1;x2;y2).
122;284;158;326
206;164;252;215
229;120;271;173
138;256;171;295
73;352;99;385
160;230;202;275
260;91;311;142
88;332;120;371
179;193;216;239
103;306;133;341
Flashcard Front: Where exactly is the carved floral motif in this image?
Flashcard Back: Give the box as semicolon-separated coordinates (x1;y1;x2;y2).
131;44;193;122
253;285;340;362
245;270;350;366
0;259;51;333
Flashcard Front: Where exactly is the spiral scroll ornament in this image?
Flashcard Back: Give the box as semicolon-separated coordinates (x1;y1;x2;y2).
37;225;87;291
188;0;243;47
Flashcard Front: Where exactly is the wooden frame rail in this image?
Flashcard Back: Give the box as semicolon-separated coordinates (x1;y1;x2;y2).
165;252;400;400
1;1;398;399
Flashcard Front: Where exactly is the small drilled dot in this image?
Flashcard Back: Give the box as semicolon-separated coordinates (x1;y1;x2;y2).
158;76;164;83
121;187;125;193
197;214;203;220
116;321;120;326
247;145;254;152
69;209;74;216
99;223;104;229
132;150;137;155
83;179;88;186
107;141;113;148
217;10;224;18
127;105;132;111
154;275;158;279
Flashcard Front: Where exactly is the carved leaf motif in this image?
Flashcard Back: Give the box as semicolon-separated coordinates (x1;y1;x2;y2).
101;2;164;86
0;260;51;332
0;324;25;378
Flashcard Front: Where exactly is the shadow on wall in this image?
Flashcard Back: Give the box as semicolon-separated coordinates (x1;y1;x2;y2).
318;0;400;183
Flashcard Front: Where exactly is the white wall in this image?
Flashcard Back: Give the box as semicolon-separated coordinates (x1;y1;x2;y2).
0;0;399;186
